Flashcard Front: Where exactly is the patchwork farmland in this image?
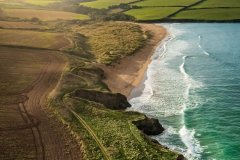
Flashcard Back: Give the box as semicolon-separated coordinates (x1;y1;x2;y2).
79;0;240;21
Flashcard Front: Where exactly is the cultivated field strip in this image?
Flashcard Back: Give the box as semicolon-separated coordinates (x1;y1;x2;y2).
0;47;82;160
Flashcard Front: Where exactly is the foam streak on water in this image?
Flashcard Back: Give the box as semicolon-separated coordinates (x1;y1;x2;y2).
198;35;210;56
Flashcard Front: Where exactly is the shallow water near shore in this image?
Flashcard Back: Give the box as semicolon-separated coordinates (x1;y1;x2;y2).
129;23;240;160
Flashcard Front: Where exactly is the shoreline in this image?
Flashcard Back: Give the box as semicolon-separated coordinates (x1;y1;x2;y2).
101;23;167;97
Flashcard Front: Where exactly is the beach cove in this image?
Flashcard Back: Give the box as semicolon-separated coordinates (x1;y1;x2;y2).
103;23;240;160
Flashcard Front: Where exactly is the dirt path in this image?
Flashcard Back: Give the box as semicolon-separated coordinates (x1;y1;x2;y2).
21;51;82;160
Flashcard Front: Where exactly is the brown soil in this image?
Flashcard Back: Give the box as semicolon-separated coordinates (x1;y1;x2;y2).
0;47;82;160
101;23;167;97
4;8;87;21
0;20;45;29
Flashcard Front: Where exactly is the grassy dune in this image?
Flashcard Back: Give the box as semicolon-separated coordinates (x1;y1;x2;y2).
74;22;146;64
3;8;89;21
0;29;72;50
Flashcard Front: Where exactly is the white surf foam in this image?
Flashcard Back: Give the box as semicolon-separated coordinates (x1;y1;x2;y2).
129;24;204;159
179;126;203;160
179;55;204;159
198;35;210;56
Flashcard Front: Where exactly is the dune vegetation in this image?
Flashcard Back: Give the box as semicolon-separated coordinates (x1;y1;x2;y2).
73;22;146;64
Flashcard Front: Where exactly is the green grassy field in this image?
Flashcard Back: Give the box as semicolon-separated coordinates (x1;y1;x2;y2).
172;8;240;20
79;0;137;9
0;0;61;7
124;0;240;21
24;0;61;6
134;0;197;7
192;0;240;8
125;7;181;20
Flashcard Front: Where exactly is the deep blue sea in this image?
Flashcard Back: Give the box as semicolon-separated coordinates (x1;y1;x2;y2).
129;23;240;160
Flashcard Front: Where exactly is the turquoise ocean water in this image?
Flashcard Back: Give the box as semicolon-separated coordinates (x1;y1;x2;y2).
129;23;240;160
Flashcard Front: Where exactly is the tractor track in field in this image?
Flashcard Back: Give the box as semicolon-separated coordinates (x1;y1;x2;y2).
0;47;82;160
21;52;82;160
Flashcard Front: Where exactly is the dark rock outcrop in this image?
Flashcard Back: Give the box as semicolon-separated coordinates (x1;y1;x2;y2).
177;155;185;160
133;116;164;135
74;89;131;110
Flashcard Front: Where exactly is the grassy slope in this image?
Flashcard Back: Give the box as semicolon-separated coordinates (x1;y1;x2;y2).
79;0;137;9
73;22;146;64
24;0;61;6
192;0;240;8
0;29;72;50
125;0;240;20
3;8;89;21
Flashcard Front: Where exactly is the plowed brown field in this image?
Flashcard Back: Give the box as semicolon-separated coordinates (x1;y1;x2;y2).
0;47;82;160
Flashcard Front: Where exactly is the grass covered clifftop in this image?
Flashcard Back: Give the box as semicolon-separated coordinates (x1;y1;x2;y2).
48;50;180;160
48;21;180;159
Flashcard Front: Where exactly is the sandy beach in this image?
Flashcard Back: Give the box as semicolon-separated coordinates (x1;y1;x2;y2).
101;23;167;97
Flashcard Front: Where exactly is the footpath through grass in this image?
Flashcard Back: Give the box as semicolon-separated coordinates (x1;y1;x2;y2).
31;20;180;160
49;52;179;159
